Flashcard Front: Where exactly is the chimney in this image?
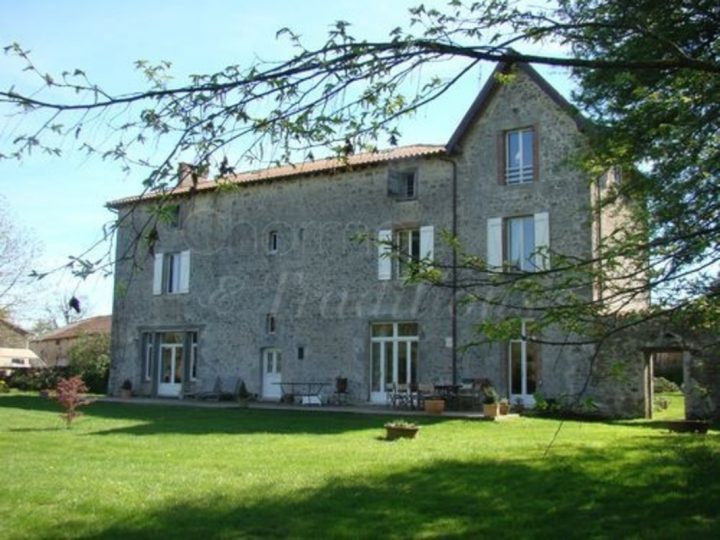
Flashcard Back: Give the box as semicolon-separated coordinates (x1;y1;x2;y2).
177;162;197;189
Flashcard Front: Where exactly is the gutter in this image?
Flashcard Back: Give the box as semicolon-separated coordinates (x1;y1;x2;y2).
438;155;458;387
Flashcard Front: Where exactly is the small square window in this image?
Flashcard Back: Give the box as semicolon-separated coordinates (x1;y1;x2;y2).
388;170;417;200
297;346;305;360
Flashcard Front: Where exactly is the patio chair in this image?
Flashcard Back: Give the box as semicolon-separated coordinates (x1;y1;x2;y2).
416;383;435;408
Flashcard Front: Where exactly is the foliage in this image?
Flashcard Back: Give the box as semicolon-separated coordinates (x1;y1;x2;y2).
55;375;89;428
0;196;41;315
384;419;418;429
0;396;719;538
654;376;681;394
67;333;110;393
0;1;718;356
6;367;68;391
0;380;8;393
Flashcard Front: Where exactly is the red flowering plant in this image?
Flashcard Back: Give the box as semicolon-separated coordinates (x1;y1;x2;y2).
56;376;90;428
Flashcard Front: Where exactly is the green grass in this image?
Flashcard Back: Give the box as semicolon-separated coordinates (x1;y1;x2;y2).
654;391;686;420
1;394;718;539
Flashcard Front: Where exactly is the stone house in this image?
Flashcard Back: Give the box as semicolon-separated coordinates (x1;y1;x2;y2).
31;315;112;368
0;319;43;375
107;62;644;415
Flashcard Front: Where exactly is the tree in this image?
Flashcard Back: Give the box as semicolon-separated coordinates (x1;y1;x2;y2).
1;0;718;346
67;333;110;394
0;195;41;317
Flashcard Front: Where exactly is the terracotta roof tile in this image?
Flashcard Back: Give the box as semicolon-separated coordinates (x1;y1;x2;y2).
108;144;446;207
33;315;112;342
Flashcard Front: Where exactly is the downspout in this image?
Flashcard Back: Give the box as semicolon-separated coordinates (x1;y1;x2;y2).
438;155;458;387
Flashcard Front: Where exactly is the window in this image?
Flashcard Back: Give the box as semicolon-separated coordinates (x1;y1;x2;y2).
370;322;419;401
377;226;434;281
507;216;535;271
166;205;181;228
487;213;549;271
509;321;541;403
268;231;278;253
153;250;190;295
141;333;154;382
190;332;198;381
11;358;24;366
502;127;536;184
297;346;305;361
388;169;417;200
396;229;420;278
266;314;276;335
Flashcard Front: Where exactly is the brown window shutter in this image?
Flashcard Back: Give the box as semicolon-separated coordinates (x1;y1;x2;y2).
497;131;506;184
533;123;540;182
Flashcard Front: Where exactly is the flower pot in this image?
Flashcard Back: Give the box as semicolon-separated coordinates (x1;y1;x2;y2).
424;398;445;415
483;403;501;418
499;402;510;415
385;425;420;440
120;389;132;399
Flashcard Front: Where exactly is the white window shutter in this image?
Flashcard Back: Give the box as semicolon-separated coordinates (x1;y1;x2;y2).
487;218;503;269
179;250;191;293
420;225;434;260
153;253;163;295
534;212;550;270
377;229;392;281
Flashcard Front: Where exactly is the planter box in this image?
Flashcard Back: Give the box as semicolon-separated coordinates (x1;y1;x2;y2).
483;403;501;418
424;399;445;415
385;425;420;440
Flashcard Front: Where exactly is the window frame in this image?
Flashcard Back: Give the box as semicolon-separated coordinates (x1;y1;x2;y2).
505;215;536;272
266;314;277;335
499;126;538;185
388;168;418;200
268;231;278;254
395;228;421;278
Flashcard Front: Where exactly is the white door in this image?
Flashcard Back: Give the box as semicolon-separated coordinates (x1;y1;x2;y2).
262;349;282;400
158;343;183;397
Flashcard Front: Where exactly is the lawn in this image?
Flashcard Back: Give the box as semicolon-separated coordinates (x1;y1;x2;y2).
0;394;718;539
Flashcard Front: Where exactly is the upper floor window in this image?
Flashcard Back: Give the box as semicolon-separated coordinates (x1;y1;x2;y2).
153;250;191;295
266;314;277;335
487;213;549;271
388;169;417;200
167;205;181;228
377;226;434;281
503;127;536;184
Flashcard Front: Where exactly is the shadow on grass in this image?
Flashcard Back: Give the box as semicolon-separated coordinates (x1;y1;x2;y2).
0;394;446;436
65;444;720;540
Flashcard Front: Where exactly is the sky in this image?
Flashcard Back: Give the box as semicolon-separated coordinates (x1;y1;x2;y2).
0;0;574;327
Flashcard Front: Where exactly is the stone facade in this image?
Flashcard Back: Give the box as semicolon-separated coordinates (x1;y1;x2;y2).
108;62;646;415
0;319;30;349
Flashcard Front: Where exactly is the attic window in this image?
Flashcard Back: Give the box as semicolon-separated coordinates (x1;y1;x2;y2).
388;169;417;200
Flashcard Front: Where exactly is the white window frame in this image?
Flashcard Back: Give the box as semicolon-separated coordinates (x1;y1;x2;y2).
487;213;549;272
508;320;540;405
505;128;535;184
153;251;190;295
369;322;419;402
506;215;535;272
395;229;420;278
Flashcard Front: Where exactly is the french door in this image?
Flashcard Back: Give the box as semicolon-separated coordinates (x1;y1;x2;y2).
508;322;540;406
158;333;184;397
370;322;418;403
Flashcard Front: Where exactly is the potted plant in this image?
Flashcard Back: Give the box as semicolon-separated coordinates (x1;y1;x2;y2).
236;380;251;408
499;398;510;415
482;386;501;418
120;379;132;399
384;419;420;440
424;396;445;415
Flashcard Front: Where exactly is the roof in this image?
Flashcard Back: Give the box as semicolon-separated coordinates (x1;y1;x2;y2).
108;144;446;208
447;62;589;152
33;315;112;342
0;348;43;369
0;319;31;336
108;61;585;208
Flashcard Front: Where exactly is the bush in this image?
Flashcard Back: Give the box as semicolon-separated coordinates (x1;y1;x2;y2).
0;380;8;393
56;376;90;428
7;367;69;391
68;334;110;393
654;376;681;393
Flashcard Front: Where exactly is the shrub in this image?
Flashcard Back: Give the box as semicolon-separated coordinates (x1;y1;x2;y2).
68;334;110;393
56;376;90;428
0;380;8;393
654;376;681;393
7;367;68;391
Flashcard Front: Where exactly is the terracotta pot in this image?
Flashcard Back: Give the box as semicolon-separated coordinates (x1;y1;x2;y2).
499;402;510;415
483;403;501;418
424;399;445;415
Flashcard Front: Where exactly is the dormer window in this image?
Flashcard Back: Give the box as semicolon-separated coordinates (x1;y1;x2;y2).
388;169;417;200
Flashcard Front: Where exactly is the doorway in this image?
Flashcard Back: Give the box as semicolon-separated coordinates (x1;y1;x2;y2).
262;349;282;400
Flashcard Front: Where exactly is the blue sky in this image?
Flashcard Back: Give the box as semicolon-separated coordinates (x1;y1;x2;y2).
0;0;574;325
